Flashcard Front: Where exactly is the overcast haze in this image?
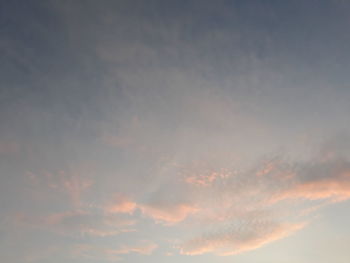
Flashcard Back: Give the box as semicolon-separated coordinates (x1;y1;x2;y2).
1;1;350;262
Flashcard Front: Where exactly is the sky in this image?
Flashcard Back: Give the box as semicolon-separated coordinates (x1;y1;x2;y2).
1;0;350;262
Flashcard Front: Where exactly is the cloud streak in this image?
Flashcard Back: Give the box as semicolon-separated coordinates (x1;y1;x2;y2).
73;240;158;262
15;139;350;259
172;148;350;255
180;222;306;256
3;1;350;262
140;203;198;225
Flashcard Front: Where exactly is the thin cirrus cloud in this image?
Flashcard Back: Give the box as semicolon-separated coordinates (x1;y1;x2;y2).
177;155;350;256
105;193;197;225
26;170;93;208
139;203;198;225
73;241;158;262
105;193;137;214
271;161;350;203
180;222;306;256
14;209;136;238
3;1;350;262
15;142;350;257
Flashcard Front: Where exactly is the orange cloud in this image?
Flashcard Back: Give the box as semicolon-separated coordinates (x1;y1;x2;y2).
18;146;350;259
270;171;350;203
140;203;198;225
256;161;277;177
171;158;350;256
105;193;137;214
180;222;306;256
185;171;230;187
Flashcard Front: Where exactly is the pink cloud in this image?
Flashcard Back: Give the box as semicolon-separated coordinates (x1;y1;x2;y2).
255;161;277;177
185;171;230;187
269;169;350;204
18;143;350;259
140;203;198;225
104;193;137;214
170;157;350;255
180;222;306;256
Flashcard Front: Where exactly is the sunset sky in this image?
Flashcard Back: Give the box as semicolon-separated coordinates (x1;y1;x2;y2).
1;1;350;262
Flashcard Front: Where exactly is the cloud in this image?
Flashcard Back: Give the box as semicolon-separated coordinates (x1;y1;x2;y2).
184;171;231;187
104;193;137;214
14;210;136;238
72;244;122;262
180;222;305;256
268;159;350;204
26;170;93;208
167;146;350;256
58;172;93;207
104;191;198;225
73;241;157;262
3;1;350;262
108;240;158;255
17;138;350;259
140;203;198;225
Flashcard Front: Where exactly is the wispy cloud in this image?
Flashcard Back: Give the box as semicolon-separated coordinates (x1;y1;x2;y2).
105;193;137;214
17;139;350;258
26;170;93;208
175;148;350;255
180;222;306;256
73;240;158;262
3;1;350;262
108;240;158;255
140;203;198;225
14;209;136;238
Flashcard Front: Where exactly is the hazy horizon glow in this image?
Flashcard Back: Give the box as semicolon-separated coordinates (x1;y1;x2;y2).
1;1;350;262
